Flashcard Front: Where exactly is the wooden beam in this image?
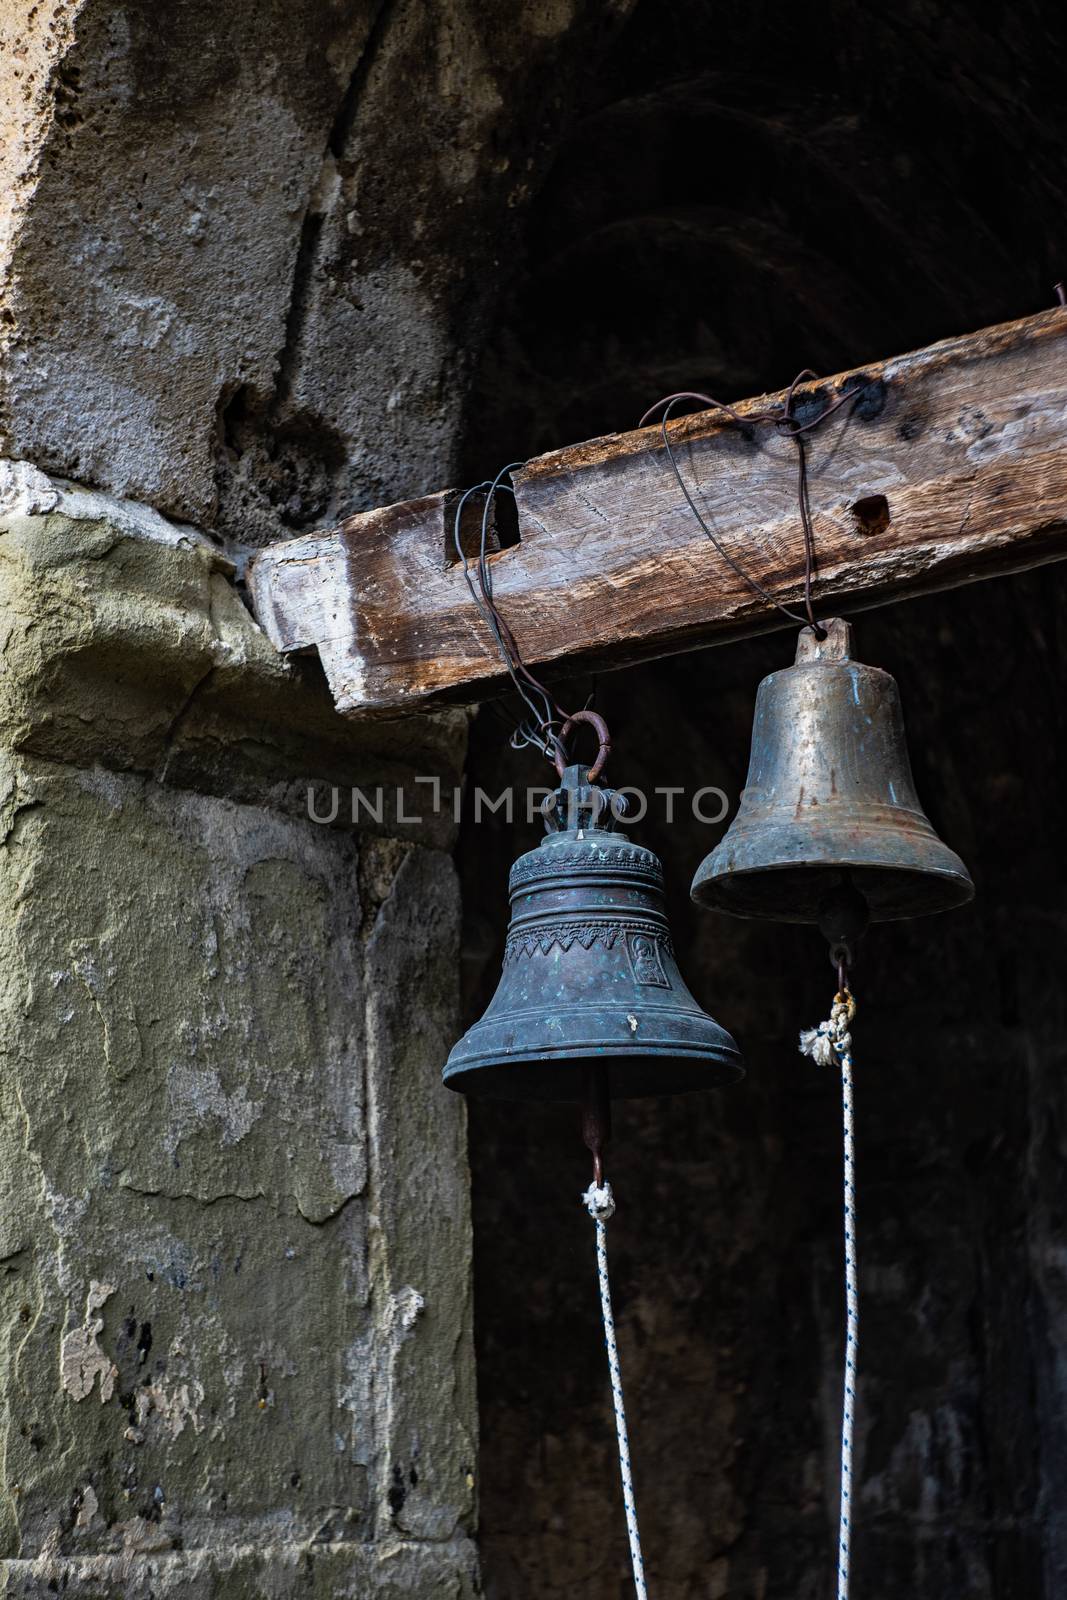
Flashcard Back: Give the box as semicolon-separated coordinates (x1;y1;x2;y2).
249;309;1067;716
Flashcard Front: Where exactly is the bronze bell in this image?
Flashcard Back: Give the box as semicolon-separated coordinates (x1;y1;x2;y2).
445;759;743;1101
691;618;974;924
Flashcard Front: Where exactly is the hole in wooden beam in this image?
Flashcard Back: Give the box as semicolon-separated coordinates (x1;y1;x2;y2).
850;494;891;537
494;485;521;551
445;479;521;565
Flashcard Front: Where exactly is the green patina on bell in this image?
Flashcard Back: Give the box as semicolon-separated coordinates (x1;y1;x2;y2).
445;763;743;1101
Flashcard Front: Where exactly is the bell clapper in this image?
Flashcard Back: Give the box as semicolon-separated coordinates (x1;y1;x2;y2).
834;950;850;998
581;1063;612;1188
817;874;869;995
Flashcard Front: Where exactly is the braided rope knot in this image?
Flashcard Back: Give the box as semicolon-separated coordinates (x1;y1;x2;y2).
799;990;855;1065
582;1181;616;1221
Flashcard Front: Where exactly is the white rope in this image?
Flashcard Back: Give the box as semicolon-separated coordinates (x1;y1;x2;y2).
800;989;858;1600
583;1180;648;1600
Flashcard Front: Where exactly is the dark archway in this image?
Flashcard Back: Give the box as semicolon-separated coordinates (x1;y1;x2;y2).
459;6;1067;1596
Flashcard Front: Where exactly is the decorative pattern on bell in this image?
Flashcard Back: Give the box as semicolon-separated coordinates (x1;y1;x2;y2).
444;764;743;1100
691;618;974;922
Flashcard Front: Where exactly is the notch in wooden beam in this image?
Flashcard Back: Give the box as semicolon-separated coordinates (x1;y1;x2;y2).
249;309;1067;718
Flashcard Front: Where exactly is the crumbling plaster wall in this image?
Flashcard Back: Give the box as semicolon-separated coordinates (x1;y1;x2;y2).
0;497;478;1597
0;0;630;544
0;1;641;1591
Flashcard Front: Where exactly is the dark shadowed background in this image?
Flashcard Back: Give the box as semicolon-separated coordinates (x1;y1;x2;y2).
456;4;1067;1596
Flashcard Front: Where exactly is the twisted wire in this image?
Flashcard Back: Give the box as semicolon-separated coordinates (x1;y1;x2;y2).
639;376;872;637
452;467;578;764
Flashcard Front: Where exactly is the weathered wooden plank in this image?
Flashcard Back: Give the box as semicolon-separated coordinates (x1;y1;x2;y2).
249;308;1067;716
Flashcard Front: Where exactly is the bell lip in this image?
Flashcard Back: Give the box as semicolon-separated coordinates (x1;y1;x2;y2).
446;999;741;1059
691;854;975;923
442;1043;745;1101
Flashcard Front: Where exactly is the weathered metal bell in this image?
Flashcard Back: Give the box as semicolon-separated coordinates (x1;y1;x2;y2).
691;618;974;923
445;763;743;1100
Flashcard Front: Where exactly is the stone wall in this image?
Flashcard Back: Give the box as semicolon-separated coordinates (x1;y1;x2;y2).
0;0;629;544
0;490;477;1596
0;3;633;1591
1;0;1065;1595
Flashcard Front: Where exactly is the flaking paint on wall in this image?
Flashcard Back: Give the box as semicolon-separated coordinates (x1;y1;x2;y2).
0;507;476;1595
59;1282;118;1404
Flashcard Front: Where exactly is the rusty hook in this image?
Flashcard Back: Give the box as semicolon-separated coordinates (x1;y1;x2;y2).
552;709;612;782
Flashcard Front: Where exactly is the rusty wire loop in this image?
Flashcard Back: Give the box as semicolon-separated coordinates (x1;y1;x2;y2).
640;373;873;637
452;465;600;771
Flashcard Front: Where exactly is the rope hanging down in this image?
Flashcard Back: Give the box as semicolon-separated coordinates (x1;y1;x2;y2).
799;988;859;1600
583;1181;649;1600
